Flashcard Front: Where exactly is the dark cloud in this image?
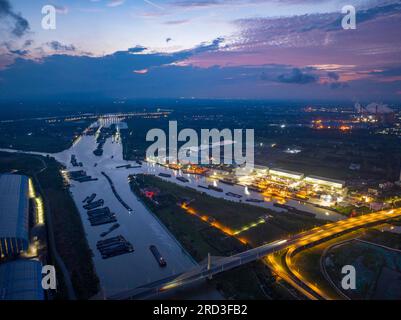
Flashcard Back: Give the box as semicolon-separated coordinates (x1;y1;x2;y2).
46;41;76;52
327;71;339;81
0;38;228;98
276;68;318;84
326;2;401;31
0;0;30;37
2;40;31;57
128;46;147;53
0;33;399;102
23;39;33;47
8;49;29;56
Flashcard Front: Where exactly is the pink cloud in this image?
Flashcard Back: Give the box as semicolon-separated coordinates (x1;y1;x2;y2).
133;69;149;74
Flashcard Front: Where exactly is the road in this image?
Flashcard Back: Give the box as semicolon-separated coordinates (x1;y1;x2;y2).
110;207;401;300
266;208;401;300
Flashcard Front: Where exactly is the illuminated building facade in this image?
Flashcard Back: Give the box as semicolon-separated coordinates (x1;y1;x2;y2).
304;175;345;190
269;168;304;180
0;174;30;258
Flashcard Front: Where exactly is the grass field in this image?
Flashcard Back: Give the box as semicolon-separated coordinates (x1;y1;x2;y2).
129;173;325;299
325;232;401;300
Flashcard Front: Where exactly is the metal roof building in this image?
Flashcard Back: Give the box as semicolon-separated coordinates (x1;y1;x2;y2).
304;175;346;189
269;168;304;180
0;259;44;300
0;174;30;258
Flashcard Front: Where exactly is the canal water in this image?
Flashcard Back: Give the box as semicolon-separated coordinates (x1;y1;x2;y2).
53;132;200;296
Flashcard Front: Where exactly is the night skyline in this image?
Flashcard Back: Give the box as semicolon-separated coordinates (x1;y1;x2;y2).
0;0;400;102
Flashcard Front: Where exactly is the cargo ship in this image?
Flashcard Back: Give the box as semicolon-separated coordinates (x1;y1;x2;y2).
226;192;242;199
246;198;264;203
176;176;189;183
85;193;96;204
83;199;104;210
97;235;134;259
248;185;264;193
208;185;223;192
149;245;167;267
219;179;237;186
158;173;172;178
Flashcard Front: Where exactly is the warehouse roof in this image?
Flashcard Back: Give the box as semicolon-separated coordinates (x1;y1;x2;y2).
0;259;44;300
269;168;304;179
304;175;346;188
0;174;30;242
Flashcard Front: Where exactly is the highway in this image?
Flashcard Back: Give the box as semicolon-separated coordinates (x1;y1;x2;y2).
267;208;401;300
109;207;401;300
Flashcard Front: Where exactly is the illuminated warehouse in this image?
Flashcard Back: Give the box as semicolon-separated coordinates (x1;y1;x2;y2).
0;259;44;300
269;168;304;180
0;174;30;258
304;175;345;190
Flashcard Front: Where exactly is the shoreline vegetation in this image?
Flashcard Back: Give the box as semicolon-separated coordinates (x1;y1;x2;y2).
0;152;100;299
0;119;91;154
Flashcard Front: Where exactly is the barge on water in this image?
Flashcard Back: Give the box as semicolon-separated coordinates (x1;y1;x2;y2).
83;199;104;210
149;245;167;267
83;193;96;204
158;173;172;178
246;198;264;203
219;179;237;186
176;176;189;183
208;185;223;192
226;192;242;199
97;235;134;259
248;186;264;193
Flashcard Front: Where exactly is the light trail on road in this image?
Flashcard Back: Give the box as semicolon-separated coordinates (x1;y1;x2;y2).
266;208;401;300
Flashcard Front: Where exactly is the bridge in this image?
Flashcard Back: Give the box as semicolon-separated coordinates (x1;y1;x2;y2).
109;208;401;300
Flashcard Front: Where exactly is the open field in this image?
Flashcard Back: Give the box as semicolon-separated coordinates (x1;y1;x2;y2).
129;173;325;299
0;119;91;153
131;174;324;246
325;232;401;300
289;228;401;300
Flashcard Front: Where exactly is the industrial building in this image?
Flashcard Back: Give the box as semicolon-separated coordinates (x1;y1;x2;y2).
304;175;346;190
0;174;30;258
269;168;304;180
253;165;269;175
0;259;44;300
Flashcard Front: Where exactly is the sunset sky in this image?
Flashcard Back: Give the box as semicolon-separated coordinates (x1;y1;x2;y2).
1;0;401;101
